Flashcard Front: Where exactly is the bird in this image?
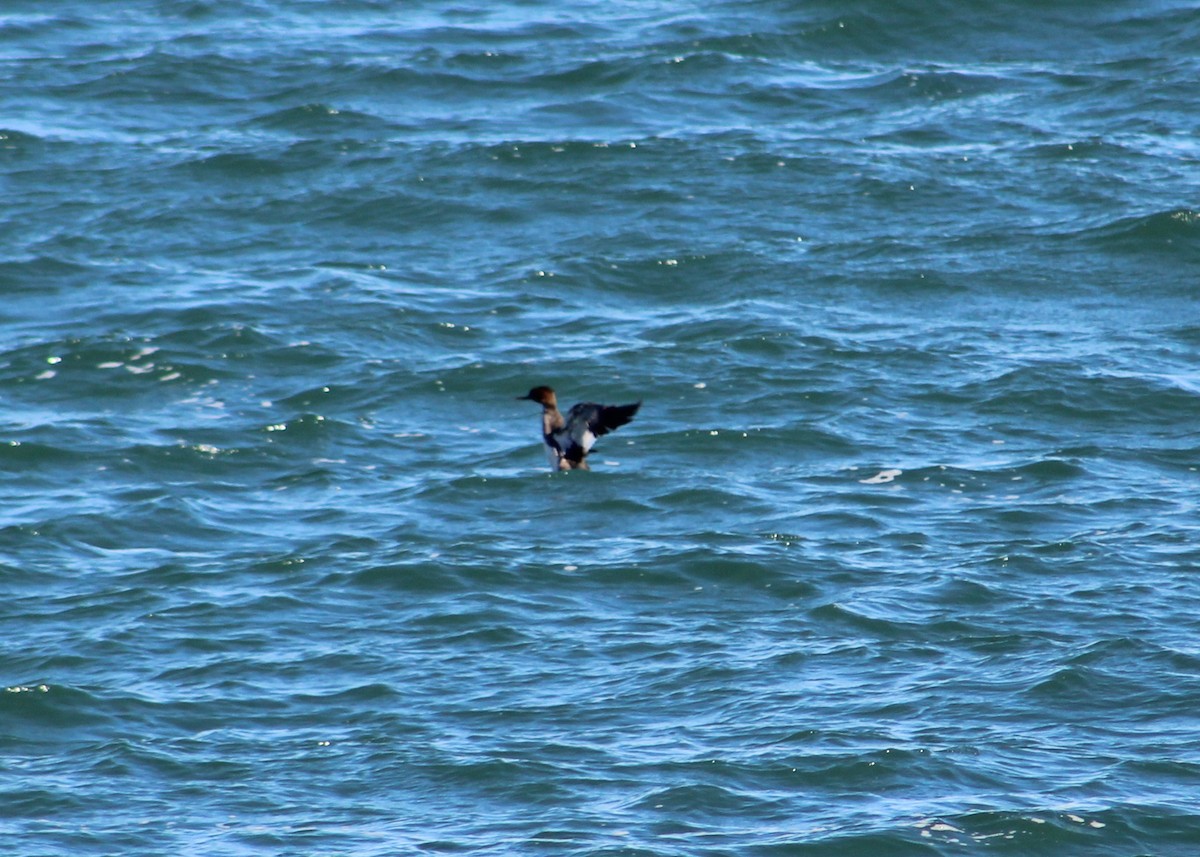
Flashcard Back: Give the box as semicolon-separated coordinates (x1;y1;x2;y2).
517;386;641;471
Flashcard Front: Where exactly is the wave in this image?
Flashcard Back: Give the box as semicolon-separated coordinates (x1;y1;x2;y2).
944;361;1200;428
244;103;398;135
0;255;94;293
0;127;46;149
1080;208;1200;254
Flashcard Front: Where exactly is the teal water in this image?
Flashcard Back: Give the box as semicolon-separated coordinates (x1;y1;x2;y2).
4;2;1200;854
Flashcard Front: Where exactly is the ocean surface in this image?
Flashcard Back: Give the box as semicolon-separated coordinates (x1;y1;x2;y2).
3;1;1200;854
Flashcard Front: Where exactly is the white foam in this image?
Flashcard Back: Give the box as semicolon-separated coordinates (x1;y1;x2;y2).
860;468;902;484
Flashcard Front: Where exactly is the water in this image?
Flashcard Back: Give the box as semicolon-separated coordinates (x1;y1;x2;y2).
3;1;1200;854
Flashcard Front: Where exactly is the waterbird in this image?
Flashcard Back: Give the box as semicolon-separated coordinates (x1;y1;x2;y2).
518;386;641;471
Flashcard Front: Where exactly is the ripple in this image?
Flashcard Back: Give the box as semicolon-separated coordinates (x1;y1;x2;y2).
4;2;1200;854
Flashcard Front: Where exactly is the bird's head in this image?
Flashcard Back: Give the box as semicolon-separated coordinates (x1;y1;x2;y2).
517;386;557;407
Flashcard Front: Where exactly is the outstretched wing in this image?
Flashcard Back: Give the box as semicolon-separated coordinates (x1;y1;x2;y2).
556;401;641;463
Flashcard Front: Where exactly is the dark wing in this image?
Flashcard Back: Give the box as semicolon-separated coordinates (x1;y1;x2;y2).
558;401;641;462
591;401;641;436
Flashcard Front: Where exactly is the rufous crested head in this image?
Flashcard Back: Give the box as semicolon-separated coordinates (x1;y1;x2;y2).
517;385;557;407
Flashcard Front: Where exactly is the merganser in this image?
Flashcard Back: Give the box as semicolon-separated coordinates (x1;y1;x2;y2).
518;386;641;471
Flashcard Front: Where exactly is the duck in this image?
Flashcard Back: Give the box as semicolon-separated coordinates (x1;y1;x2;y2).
517;386;641;471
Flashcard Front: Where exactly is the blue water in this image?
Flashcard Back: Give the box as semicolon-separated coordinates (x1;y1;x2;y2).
4;2;1200;854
